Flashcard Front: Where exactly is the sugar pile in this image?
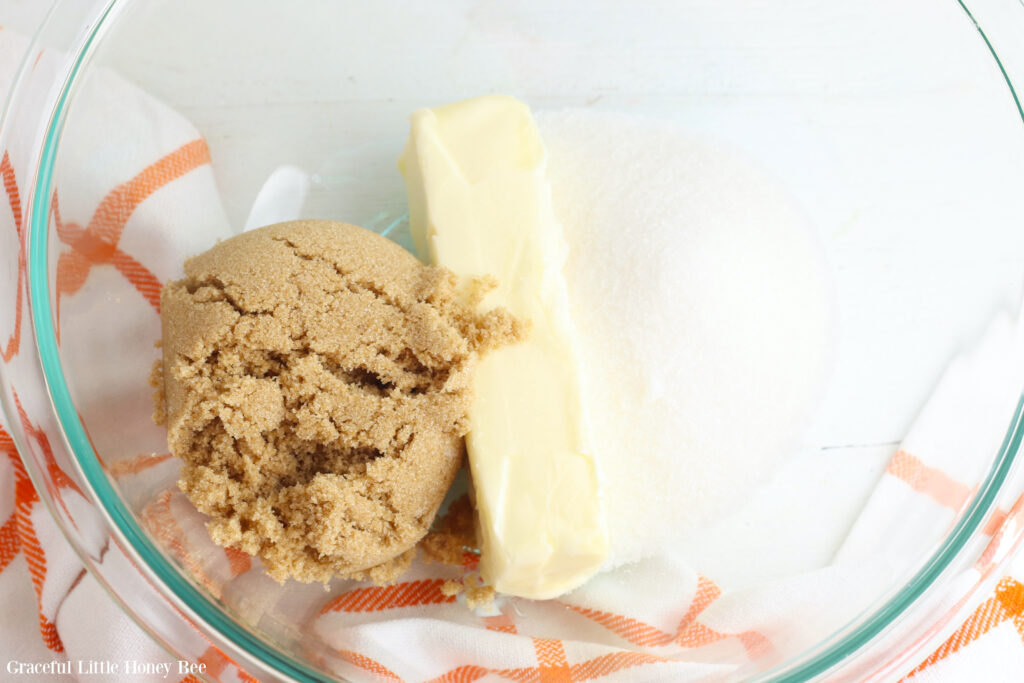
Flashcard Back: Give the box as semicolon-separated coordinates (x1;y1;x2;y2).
537;110;833;568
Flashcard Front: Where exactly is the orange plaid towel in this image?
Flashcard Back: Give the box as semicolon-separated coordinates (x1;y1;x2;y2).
2;26;1024;683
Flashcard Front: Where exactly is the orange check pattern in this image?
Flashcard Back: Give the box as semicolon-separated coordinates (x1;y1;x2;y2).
2;225;1024;682
2;34;1024;683
902;577;1024;681
0;131;258;681
3;147;1024;682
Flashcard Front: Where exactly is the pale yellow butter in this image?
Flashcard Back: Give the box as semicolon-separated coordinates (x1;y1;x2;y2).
398;95;607;599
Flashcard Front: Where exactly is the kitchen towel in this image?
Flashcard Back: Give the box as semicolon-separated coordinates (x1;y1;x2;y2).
2;26;1024;682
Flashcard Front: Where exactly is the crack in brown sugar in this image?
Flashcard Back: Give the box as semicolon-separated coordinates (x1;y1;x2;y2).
183;274;247;315
271;235;408;312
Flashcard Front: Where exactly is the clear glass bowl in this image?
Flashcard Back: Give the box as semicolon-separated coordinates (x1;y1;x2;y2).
3;1;1024;681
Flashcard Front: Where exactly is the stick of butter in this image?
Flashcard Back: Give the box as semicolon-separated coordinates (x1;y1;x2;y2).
398;95;607;599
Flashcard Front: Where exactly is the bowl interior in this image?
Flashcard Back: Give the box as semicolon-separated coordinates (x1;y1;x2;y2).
39;0;1024;679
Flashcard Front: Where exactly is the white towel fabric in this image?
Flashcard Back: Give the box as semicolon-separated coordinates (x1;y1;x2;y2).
2;27;1024;683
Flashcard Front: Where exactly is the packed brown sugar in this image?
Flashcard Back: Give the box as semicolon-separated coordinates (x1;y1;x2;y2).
153;219;522;583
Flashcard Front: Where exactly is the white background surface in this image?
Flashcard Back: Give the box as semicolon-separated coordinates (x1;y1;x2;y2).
4;0;1024;588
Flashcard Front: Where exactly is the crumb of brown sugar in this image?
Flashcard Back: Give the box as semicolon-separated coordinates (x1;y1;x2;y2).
441;575;495;609
421;494;478;566
148;359;166;427
425;496;496;607
463;574;496;609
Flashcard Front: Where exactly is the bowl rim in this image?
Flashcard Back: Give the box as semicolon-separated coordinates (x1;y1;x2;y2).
20;0;1024;681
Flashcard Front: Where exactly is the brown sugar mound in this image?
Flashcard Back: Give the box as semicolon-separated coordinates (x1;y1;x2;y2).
155;220;523;583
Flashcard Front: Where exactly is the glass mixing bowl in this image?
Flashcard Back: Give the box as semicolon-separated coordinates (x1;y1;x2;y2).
3;0;1024;680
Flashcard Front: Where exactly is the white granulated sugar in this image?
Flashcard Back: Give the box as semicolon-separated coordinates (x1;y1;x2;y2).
537;110;833;568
